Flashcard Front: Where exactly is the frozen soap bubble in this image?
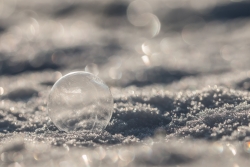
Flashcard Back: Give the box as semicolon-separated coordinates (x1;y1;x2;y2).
47;71;113;133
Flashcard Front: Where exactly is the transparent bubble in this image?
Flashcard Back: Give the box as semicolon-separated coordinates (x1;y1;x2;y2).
47;71;113;133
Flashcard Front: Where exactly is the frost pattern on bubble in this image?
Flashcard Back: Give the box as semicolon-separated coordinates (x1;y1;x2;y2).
47;71;113;133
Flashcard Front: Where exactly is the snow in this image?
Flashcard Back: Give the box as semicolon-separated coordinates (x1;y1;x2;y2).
1;0;250;166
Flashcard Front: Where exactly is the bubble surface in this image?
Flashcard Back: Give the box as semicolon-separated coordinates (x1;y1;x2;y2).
47;71;113;133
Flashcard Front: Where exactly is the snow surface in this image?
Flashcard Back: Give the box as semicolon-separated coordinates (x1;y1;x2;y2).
0;0;250;166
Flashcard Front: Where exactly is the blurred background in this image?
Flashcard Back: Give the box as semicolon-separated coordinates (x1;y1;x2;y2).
1;0;250;89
